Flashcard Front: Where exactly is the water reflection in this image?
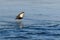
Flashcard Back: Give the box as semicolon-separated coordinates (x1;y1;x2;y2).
16;19;24;28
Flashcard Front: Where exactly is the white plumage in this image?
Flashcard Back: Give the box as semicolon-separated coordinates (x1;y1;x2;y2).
19;13;24;18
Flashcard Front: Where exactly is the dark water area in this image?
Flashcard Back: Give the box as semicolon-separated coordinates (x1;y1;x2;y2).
0;0;60;40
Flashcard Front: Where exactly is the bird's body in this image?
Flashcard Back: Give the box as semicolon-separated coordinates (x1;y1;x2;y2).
16;12;24;19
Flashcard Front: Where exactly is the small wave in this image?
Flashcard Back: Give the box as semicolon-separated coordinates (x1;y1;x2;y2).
47;24;59;27
26;32;49;35
46;34;60;37
4;36;29;39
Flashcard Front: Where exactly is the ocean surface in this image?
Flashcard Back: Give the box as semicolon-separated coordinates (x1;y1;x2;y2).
0;0;60;40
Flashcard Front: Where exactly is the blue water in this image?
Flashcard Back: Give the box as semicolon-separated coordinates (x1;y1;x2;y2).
0;0;60;40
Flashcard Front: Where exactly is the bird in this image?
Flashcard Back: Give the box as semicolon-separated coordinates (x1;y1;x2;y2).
16;12;24;19
16;12;24;28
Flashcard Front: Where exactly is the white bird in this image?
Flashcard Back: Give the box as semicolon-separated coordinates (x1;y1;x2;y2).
16;12;24;28
16;12;24;19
